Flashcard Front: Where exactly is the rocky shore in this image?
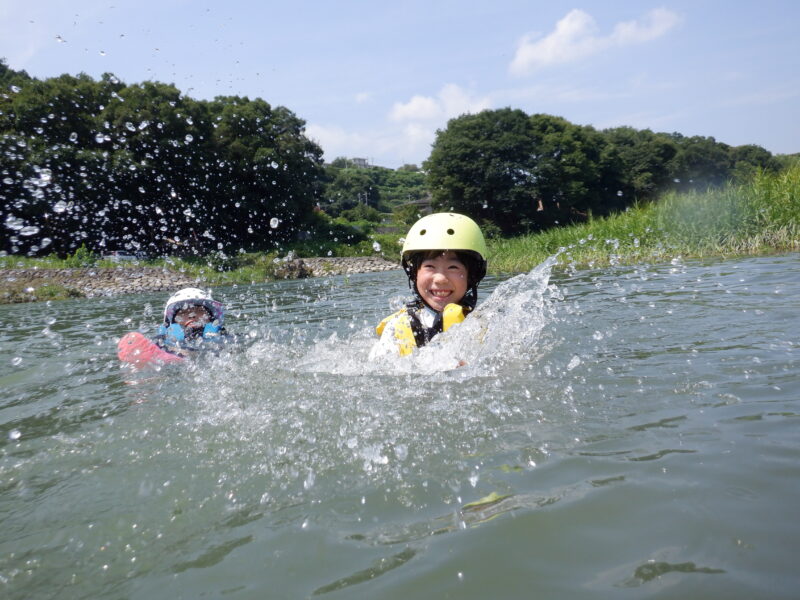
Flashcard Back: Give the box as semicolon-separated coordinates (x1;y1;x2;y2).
0;257;401;303
289;256;401;277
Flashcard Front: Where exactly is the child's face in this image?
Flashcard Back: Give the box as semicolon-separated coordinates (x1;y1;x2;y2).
416;251;468;312
174;306;211;330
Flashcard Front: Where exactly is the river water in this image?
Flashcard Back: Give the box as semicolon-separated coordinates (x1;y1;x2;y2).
1;253;798;599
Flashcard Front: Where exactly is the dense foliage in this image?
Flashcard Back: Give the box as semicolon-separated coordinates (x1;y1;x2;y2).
1;61;325;257
2;60;794;258
320;160;427;217
425;109;786;235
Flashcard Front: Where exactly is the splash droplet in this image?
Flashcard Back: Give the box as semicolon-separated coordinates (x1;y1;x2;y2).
269;217;279;229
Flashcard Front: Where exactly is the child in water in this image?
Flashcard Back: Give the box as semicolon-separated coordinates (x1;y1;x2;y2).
370;212;487;358
155;287;228;357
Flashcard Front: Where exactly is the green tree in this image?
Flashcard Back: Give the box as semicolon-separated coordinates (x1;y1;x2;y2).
603;127;678;201
729;144;779;182
425;108;537;234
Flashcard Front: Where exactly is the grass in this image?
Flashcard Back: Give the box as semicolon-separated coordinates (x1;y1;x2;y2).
2;166;798;283
487;165;800;273
0;280;84;303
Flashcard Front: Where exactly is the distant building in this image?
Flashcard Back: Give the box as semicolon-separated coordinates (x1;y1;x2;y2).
350;157;369;168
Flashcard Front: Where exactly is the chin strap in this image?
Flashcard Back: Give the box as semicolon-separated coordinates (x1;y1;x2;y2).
405;302;470;348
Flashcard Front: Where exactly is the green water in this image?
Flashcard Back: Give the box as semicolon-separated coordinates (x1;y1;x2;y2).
1;254;798;599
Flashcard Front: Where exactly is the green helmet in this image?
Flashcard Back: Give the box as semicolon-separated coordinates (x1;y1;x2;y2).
402;212;487;264
401;213;488;305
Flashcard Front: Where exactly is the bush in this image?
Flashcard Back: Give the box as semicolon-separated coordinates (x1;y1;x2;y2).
62;244;97;268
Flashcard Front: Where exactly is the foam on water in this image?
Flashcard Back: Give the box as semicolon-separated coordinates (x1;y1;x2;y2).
128;256;568;517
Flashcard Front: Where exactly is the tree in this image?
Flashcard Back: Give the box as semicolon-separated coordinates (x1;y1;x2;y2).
667;134;732;191
425;108;537;234
729;144;780;182
603;127;678;201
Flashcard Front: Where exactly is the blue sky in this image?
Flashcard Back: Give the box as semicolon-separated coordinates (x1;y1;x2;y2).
2;1;798;168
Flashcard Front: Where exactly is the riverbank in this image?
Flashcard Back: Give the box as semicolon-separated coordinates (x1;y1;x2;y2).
0;257;401;304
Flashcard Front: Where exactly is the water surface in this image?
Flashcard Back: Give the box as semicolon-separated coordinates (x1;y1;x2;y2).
1;253;798;599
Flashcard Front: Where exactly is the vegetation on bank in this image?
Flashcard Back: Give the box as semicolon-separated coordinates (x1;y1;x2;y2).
3;60;796;263
488;165;800;272
3;165;798;299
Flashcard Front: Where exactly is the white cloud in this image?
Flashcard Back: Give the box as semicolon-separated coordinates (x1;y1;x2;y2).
305;123;374;160
390;94;441;121
390;83;491;122
509;8;680;76
355;91;372;104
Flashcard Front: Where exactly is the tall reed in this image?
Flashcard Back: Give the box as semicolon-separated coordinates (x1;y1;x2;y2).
488;165;800;273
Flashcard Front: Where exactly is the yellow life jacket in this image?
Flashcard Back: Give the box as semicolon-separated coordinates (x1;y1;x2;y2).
375;303;468;356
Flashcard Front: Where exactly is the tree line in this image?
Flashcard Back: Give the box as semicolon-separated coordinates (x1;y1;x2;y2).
1;61;325;258
424;108;789;235
2;61;792;257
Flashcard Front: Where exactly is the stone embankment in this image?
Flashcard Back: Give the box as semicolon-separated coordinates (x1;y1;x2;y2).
293;256;401;277
0;257;401;303
1;267;198;300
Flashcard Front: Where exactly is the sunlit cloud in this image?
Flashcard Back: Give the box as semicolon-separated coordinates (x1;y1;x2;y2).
306;120;440;168
305;123;375;161
390;83;491;122
509;8;681;76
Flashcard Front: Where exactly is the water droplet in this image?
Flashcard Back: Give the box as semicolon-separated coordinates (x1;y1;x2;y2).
270;217;279;229
372;241;381;252
20;225;40;236
99;50;106;56
125;122;136;132
36;168;52;186
270;161;279;168
184;134;193;143
5;215;24;230
11;357;22;367
3;177;13;185
69;132;78;142
138;121;150;130
10;85;21;93
617;190;623;197
567;356;581;371
95;133;106;144
55;35;66;43
9;429;21;440
52;200;68;213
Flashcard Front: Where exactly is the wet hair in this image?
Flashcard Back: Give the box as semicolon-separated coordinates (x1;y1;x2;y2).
404;250;484;309
406;251;482;286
